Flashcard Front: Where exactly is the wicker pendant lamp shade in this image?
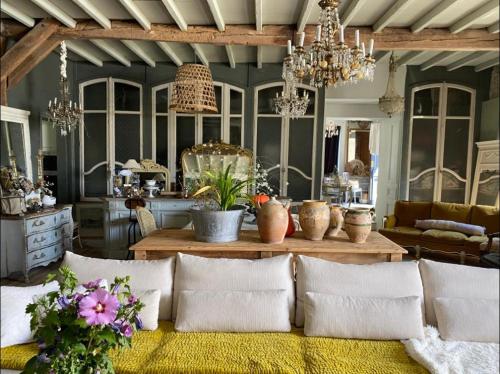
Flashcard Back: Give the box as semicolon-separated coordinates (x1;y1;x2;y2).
169;64;218;113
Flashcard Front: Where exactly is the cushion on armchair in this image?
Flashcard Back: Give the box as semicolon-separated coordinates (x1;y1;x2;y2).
394;201;433;227
470;205;500;235
431;202;471;223
421;229;467;243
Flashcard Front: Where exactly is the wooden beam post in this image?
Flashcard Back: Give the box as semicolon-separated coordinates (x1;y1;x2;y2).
52;21;500;51
0;79;7;106
8;39;61;89
0;19;59;82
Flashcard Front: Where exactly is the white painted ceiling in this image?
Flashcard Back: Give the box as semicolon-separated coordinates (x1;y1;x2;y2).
1;0;499;70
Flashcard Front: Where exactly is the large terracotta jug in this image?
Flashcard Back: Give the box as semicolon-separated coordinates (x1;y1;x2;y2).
298;200;330;241
344;208;373;243
256;197;290;244
325;204;344;238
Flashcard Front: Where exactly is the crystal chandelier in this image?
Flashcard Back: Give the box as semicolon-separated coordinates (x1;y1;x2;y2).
378;53;404;117
46;41;82;136
287;0;376;88
274;47;310;119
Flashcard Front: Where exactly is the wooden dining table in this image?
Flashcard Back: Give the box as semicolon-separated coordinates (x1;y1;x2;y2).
130;229;406;264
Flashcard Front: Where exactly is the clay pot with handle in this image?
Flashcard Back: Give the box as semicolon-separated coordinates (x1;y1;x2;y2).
256;196;290;244
298;200;330;241
344;208;374;243
325;204;345;238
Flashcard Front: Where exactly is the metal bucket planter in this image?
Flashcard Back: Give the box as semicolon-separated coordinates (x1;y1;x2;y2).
189;208;245;243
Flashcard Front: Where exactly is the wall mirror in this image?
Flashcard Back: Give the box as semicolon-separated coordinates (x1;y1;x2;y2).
0;106;32;181
345;122;371;176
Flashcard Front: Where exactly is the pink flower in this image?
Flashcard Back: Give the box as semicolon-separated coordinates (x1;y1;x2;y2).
78;288;119;326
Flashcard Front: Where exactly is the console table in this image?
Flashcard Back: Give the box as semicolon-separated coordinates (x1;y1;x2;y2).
131;230;406;264
0;206;73;282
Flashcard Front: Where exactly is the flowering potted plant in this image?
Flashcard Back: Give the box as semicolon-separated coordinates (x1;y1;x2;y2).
190;164;251;243
22;266;143;374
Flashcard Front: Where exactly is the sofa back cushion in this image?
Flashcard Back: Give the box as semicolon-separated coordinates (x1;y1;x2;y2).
419;259;499;326
394;201;432;227
175;290;291;333
431;202;471;223
470;205;500;234
304;293;424;340
295;255;425;327
173;253;295;322
62;251;175;320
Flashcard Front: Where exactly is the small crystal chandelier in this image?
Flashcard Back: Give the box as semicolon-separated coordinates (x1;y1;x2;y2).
378;53;404;117
274;47;310;119
46;41;82;136
287;0;376;88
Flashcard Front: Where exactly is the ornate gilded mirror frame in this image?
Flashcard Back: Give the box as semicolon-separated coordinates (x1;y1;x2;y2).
130;159;171;191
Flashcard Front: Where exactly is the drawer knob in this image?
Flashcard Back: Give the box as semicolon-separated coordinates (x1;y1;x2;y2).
33;236;46;244
33;252;46;260
33;220;45;227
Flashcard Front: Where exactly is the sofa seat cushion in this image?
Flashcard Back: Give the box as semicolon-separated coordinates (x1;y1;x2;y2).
464;235;489;256
379;227;423;243
0;322;427;374
394;201;433;227
421;229;467;243
470;205;500;235
430;202;471;224
382;226;423;236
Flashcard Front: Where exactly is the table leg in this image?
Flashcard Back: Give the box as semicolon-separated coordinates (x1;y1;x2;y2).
388;253;402;262
134;250;147;260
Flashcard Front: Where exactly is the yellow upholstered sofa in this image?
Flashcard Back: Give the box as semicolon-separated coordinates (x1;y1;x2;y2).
379;201;500;257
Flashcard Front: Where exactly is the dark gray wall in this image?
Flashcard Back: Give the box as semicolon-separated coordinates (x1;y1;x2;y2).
399;66;492;198
7;59;325;203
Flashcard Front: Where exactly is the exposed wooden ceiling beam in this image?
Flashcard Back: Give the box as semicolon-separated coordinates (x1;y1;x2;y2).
488;23;499;33
31;0;76;28
8;39;60;88
1;0;35;27
72;0;111;29
118;0;151;31
374;51;391;61
411;0;457;33
373;0;415;33
255;0;263;31
397;51;426;66
475;57;499;72
207;0;225;32
1;19;59;82
225;45;236;68
65;40;103;66
91;39;131;66
156;41;182;66
297;0;315;33
161;0;188;31
420;51;458;71
341;0;368;27
52;22;500;51
122;40;155;67
257;45;263;68
446;51;488;71
191;43;209;66
450;0;499;34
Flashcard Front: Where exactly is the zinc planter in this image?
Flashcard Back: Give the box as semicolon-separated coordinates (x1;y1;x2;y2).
189;208;245;243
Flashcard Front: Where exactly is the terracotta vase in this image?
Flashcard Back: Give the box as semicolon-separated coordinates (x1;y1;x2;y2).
344;208;373;243
325;204;344;238
298;200;330;241
256;197;290;244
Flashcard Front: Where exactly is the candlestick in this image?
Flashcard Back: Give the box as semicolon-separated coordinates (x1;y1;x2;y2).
299;32;305;47
287;40;292;55
315;25;322;41
355;30;360;48
369;39;374;55
339;25;344;43
362;42;366;57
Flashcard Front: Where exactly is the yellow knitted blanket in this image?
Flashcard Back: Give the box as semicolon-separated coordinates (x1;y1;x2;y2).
1;322;427;373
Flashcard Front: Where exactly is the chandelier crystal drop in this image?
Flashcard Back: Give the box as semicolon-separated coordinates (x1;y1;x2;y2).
274;47;310;119
287;0;376;89
378;53;404;117
46;41;82;136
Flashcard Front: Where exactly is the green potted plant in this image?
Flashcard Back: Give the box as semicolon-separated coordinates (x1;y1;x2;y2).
190;164;250;243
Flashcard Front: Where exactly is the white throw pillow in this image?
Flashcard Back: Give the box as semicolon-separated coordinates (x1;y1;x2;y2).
295;255;425;327
434;297;499;343
175;290;291;332
419;259;499;326
62;251;175;320
173;253;295;322
304;292;424;340
1;282;58;348
135;289;161;331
